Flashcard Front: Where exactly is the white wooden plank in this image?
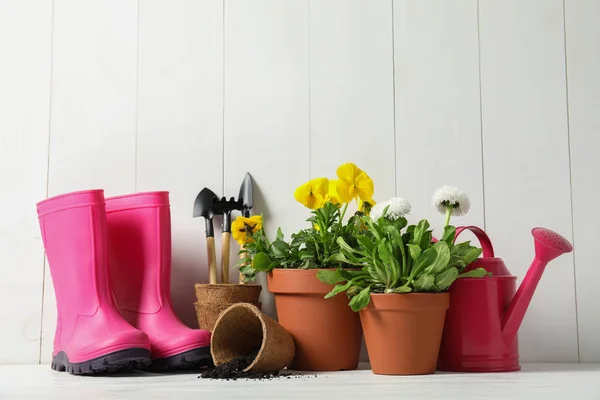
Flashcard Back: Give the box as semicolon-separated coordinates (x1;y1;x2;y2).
479;0;577;362
223;0;310;318
0;0;53;364
393;0;484;237
564;0;600;362
310;0;395;211
309;0;394;362
41;0;138;362
136;0;223;328
2;363;600;399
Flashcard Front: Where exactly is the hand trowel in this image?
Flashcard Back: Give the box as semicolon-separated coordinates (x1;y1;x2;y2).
237;172;254;283
193;188;221;284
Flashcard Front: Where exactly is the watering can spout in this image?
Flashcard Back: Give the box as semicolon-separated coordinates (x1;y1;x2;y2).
501;228;573;343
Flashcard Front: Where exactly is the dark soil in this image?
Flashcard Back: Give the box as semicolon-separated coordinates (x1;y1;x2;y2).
199;350;293;381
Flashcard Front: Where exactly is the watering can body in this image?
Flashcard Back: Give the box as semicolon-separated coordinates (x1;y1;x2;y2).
437;225;573;372
437;256;521;372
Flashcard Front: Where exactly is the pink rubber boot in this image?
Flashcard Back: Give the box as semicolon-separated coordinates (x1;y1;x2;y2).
105;191;212;371
36;189;151;375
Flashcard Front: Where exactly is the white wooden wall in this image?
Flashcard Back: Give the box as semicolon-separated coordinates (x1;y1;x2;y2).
0;0;597;365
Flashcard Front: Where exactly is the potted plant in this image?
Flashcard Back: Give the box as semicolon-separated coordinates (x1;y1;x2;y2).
234;163;376;371
319;186;489;375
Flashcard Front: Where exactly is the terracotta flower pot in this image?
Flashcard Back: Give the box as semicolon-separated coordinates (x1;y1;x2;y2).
267;269;363;371
360;293;450;375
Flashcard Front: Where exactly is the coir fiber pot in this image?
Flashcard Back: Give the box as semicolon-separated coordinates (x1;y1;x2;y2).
194;283;262;305
210;303;295;372
360;293;450;375
267;269;363;371
194;301;262;331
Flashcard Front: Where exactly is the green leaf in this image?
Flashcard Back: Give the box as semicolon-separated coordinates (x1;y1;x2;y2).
448;241;483;272
463;247;483;266
441;225;456;245
356;235;375;254
425;241;451;275
340;269;369;281
271;240;290;258
407;244;422;261
377;239;392;265
412;247;437;278
252;252;274;272
336;236;367;256
362;216;381;241
392;217;408;232
412;219;430;246
385;224;404;248
349;286;372;311
372;252;388;284
276;227;284;242
393;286;412;293
435;267;459;291
413;274;436;291
459;267;491;278
386;240;400;287
316;269;344;285
328;252;362;266
324;281;352;299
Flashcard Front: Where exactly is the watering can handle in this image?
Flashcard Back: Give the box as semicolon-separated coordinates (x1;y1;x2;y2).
454;226;495;258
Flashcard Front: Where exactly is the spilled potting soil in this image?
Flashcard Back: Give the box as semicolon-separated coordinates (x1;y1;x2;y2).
199;350;305;381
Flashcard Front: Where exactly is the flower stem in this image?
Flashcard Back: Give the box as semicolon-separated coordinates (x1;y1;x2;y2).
444;205;452;227
334;203;349;239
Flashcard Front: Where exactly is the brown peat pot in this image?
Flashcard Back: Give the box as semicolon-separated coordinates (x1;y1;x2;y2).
360;293;450;375
193;283;263;331
210;303;295;373
194;283;262;305
267;269;363;371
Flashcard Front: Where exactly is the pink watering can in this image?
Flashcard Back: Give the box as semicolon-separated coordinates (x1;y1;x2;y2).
437;226;573;372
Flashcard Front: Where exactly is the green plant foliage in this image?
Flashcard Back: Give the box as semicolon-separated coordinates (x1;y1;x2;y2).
237;201;363;283
319;212;490;311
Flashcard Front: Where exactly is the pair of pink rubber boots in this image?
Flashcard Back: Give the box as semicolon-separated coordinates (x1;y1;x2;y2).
36;189;211;375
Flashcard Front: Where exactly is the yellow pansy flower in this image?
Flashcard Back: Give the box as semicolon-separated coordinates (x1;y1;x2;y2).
294;177;329;209
324;180;342;205
232;215;263;245
358;198;376;215
335;163;374;203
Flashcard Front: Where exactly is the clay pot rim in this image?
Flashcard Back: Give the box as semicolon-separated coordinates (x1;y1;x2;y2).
268;267;361;273
362;292;450;312
268;268;361;295
210;303;268;373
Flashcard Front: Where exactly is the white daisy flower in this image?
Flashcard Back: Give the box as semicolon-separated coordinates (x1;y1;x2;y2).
431;185;470;226
370;197;411;221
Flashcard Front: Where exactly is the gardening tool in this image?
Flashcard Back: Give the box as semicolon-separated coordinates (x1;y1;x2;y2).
193;188;221;284
239;172;254;218
212;195;243;284
238;173;254;283
437;226;573;372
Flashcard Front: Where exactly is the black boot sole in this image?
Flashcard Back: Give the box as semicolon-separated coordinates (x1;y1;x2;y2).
148;346;213;372
51;348;151;375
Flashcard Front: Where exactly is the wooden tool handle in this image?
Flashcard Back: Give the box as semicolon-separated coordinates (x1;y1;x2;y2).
221;232;230;283
239;248;246;284
207;236;217;284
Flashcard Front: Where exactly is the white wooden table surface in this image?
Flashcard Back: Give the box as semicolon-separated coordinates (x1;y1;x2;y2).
0;363;598;399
